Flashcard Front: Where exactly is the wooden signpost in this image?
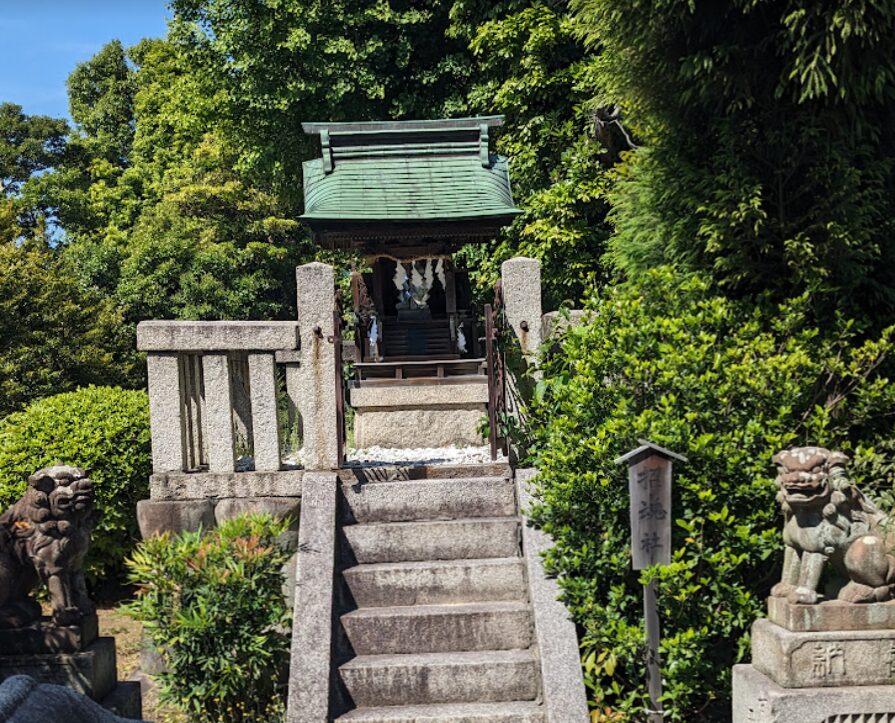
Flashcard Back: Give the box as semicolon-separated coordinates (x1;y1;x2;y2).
615;440;687;723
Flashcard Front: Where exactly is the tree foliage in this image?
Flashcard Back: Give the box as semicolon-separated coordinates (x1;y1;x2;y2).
572;0;895;319
0;240;133;416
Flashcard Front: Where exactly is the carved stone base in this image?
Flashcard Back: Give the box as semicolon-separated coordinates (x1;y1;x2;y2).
769;596;895;632
733;664;895;723
0;636;116;700
0;614;98;654
752;618;895;688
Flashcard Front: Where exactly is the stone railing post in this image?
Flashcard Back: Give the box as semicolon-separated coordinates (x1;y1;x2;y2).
146;353;185;473
501;256;543;364
202;353;237;473
248;352;281;471
296;262;340;471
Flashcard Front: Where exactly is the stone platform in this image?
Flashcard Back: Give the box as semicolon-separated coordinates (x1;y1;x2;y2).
0;626;142;719
733;664;895;723
734;599;895;722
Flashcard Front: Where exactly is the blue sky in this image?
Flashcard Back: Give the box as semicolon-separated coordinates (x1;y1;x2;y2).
0;0;171;120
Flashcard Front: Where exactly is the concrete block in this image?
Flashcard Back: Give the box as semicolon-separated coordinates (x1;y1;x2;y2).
296;262;340;471
101;680;143;719
752;618;895;688
0;637;117;701
248;352;282;471
336;701;546;722
341;477;515;524
339;650;539;708
0;614;97;655
501;257;543;362
137;320;300;351
214;497;300;527
768;596;895;632
286;472;338;723
340;601;532;656
353;407;486;449
343;558;526;608
202;353;236;473
150;470;304;500
541;310;587;339
146;353;184;473
349;382;488;409
733;663;895;723
516;468;590;723
338;464;512;485
136;499;216;538
343;518;520;564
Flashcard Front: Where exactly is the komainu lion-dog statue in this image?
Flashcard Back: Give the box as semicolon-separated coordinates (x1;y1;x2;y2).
0;465;96;628
771;446;895;605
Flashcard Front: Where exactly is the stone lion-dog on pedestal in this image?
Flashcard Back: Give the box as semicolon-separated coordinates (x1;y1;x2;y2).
771;446;895;605
0;465;96;628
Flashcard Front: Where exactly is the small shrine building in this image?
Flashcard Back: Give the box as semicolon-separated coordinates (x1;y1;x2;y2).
300;116;520;449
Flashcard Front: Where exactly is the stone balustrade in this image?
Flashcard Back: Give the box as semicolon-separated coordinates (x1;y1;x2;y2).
137;320;301;475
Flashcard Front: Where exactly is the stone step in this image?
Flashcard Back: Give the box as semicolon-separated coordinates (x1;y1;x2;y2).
344;558;526;608
337;702;546;722
343;517;520;564
341;601;532;655
341;478;515;524
339;650;540;708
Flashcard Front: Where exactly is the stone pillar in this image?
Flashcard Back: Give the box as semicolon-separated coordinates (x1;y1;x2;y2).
202;353;236;473
501;256;543;363
248;352;281;471
296;262;340;471
146;353;184;473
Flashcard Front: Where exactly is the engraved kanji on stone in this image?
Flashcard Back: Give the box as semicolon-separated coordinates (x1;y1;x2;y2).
812;643;846;679
640;531;662;556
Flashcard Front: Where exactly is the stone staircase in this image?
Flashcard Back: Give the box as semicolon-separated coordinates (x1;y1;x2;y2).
332;463;546;722
286;463;588;723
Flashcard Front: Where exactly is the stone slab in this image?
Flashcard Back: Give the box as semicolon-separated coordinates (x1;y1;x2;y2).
516;468;590;723
146;353;184;474
501;257;543;362
137;320;300;351
768;596;895;632
136;499;216;538
0;636;117;700
0;615;98;654
541;310;587;339
101;681;143;719
338;650;539;708
336;702;546;722
248;352;282;471
350;382;488;409
286;472;338;723
149;470;304;500
752;617;895;688
733;663;895;723
214;497;300;527
353;407;486;449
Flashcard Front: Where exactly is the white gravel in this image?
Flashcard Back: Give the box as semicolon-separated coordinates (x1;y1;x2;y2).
281;445;505;469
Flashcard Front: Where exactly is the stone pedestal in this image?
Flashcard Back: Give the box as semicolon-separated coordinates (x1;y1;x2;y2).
0;618;142;718
734;599;895;722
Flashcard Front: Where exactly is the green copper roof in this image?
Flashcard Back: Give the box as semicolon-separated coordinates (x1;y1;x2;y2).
300;117;521;225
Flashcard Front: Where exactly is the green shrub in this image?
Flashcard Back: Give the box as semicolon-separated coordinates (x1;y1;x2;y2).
0;385;150;582
527;268;895;721
124;514;293;723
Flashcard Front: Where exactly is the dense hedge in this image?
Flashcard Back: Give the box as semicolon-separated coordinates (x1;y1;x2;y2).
527;268;895;721
0;386;150;582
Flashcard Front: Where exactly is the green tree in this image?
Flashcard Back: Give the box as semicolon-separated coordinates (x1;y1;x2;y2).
572;0;895;320
0;240;132;417
0;103;67;198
